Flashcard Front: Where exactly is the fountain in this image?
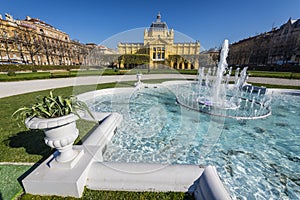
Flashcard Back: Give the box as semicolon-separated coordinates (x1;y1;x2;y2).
175;39;271;120
134;72;143;88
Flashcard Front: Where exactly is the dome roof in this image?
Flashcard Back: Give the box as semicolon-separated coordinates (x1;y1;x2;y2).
149;12;168;30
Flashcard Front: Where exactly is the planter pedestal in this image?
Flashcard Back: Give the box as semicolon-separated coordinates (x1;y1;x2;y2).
48;148;84;169
26;114;82;168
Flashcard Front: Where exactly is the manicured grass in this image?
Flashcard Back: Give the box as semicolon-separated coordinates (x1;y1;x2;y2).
0;72;51;81
21;189;194;200
0;164;32;200
248;82;300;90
247;70;300;79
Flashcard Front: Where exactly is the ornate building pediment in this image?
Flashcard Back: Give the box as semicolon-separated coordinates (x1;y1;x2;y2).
148;38;170;45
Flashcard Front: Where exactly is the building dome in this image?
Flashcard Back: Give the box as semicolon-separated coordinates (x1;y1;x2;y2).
150;12;168;31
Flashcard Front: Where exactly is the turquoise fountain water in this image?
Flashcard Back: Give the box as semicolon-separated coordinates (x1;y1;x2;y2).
89;87;300;199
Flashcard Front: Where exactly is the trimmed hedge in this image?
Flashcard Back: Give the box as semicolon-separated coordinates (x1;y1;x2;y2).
0;64;84;72
118;54;149;65
230;64;300;73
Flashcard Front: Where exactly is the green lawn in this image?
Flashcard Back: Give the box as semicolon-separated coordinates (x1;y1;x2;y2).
21;190;194;200
0;72;51;81
247;70;300;79
0;164;32;200
248;82;300;89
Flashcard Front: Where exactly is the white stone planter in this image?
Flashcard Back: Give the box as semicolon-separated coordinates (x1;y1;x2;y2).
25;114;80;164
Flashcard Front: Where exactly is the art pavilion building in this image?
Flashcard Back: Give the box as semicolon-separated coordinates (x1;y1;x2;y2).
118;13;201;69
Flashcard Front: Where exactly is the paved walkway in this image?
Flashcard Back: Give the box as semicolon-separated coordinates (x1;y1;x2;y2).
0;74;299;98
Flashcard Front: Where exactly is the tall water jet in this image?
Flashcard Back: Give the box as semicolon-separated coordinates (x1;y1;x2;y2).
174;39;271;120
212;39;229;108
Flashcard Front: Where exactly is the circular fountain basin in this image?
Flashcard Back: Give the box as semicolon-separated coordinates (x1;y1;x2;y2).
81;81;300;199
173;81;271;120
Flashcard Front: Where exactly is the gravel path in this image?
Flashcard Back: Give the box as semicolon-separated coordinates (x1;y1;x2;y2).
0;74;299;98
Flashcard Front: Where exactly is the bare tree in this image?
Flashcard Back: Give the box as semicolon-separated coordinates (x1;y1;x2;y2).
39;33;52;65
22;28;42;65
13;30;26;63
0;27;12;63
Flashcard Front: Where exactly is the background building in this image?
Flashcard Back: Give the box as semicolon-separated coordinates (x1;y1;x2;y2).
228;18;300;69
84;45;118;67
118;13;200;69
0;13;92;65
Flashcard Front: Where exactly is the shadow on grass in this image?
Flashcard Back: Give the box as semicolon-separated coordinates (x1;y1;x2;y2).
182;192;195;200
5;129;52;161
6;130;54;198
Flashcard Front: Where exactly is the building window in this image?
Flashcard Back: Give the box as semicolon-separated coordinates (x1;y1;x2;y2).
153;47;165;61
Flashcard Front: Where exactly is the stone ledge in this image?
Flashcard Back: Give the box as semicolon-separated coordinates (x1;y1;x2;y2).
87;162;204;192
22;145;98;198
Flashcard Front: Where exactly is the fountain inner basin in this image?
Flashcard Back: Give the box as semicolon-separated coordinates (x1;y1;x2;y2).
175;40;271;120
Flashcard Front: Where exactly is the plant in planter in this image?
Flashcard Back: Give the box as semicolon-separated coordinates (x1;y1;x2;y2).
12;91;94;165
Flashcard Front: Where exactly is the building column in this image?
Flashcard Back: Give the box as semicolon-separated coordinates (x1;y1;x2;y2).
170;60;174;69
194;61;199;69
181;62;184;69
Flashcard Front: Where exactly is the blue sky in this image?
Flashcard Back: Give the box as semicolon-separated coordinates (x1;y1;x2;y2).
1;0;299;50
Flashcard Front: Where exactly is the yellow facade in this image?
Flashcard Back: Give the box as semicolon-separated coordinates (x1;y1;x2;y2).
0;13;91;65
118;13;200;69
